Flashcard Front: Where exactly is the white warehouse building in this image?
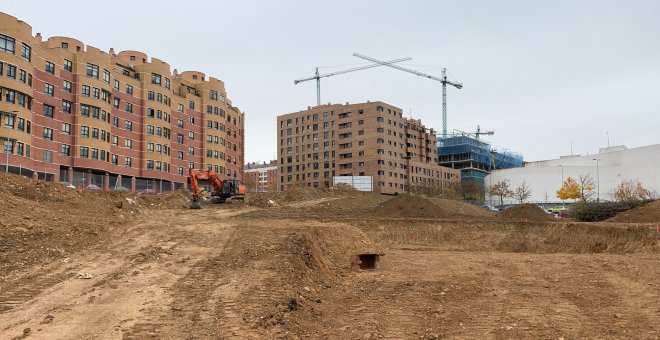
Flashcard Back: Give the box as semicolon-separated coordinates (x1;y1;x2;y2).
485;144;660;204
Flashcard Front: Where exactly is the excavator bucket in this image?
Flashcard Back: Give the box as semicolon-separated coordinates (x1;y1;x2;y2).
189;200;203;209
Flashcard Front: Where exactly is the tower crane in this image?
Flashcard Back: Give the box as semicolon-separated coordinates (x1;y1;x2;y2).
352;52;463;138
451;125;494;140
294;57;411;106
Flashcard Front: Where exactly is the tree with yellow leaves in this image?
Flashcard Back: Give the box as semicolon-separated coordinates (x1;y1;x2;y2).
556;174;595;201
556;176;580;201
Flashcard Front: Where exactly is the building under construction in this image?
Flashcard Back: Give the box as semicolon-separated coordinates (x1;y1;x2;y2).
437;134;523;199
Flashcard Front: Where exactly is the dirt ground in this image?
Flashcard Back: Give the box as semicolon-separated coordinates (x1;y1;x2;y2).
0;175;659;339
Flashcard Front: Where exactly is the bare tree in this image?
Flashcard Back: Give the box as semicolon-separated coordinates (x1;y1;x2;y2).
577;174;596;201
514;180;532;204
488;179;514;207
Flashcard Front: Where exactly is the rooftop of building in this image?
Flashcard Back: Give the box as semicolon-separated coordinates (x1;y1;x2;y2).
245;160;278;170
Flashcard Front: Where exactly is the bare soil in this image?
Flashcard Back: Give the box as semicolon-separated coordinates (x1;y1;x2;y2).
607;200;660;223
500;204;557;222
0;175;658;339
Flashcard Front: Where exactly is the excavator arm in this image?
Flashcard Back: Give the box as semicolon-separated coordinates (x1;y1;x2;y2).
189;169;224;209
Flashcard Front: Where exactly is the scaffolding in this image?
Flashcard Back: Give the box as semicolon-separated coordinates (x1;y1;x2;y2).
437;135;523;199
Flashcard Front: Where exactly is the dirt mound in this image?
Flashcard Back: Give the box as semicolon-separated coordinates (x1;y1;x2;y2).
606;200;660;223
373;194;446;218
0;172;189;278
247;185;360;208
132;190;191;209
371;194;496;220
499;204;556;222
429;198;496;219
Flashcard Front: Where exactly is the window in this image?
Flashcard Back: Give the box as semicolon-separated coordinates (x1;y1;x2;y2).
63;80;72;93
125;120;132;131
112;135;118;146
93;87;100;99
125;139;132;149
177;103;184;112
45;83;54;96
82;85;90;97
188;147;194;155
80;104;90;117
19;69;26;83
40;150;52;164
60;100;72;114
45;61;55;74
61;144;70;156
210;90;218;100
188;131;194;140
111;154;118;165
64;59;73;72
17;118;25;131
177;119;184;128
165;78;170;89
126;102;133;113
61;42;68;49
177;167;183;175
112;117;119;127
91;128;99;139
189;101;194;109
146;160;154;170
0;34;16;53
124;157;132;167
43;127;53;140
147;125;154;135
86;63;99;78
103;69;110;83
7;65;16;79
80;147;89;158
177;134;184;143
89;148;98;160
4;113;15;128
113;98;120;108
62;122;71;135
44;104;54;118
151;73;161;85
148;91;155;100
114;79;119;90
126;84;133;95
81;126;89;137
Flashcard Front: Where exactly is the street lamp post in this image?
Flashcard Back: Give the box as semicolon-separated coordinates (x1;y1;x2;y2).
4;140;10;173
592;158;600;202
559;165;564;206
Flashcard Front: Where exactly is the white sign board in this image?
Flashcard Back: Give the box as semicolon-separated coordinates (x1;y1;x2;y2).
333;176;373;192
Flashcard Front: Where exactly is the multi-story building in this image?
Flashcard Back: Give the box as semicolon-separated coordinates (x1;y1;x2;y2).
0;12;244;191
277;101;460;194
244;160;278;192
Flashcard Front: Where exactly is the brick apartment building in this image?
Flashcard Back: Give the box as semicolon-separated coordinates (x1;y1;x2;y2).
0;12;244;191
277;101;460;194
243;160;278;192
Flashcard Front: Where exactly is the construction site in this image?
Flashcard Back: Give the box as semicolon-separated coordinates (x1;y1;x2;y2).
0;172;658;339
2;4;660;339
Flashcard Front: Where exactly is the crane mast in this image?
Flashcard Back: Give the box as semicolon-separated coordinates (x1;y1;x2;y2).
352;53;462;138
294;57;411;106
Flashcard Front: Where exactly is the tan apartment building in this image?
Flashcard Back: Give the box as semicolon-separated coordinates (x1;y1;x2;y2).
277;101;460;194
0;12;244;191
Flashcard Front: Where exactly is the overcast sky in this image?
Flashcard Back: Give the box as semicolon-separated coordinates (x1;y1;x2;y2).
5;1;660;163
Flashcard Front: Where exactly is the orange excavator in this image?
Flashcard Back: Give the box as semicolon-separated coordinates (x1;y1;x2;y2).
189;169;246;209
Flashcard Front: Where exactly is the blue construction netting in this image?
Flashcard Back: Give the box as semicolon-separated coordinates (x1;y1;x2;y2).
437;136;492;165
492;150;524;169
